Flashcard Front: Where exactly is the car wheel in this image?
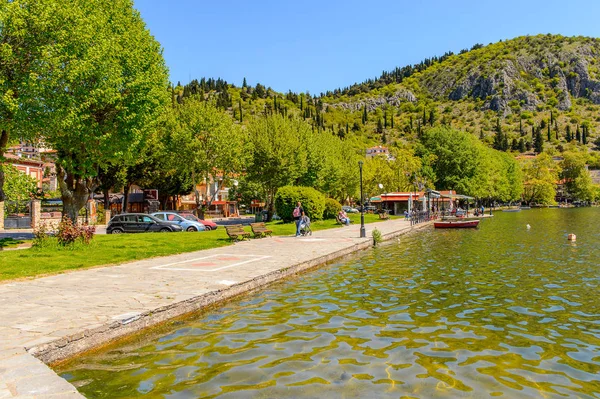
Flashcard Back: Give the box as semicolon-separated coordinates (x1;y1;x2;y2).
186;226;197;232
160;228;171;233
110;228;123;234
204;226;212;231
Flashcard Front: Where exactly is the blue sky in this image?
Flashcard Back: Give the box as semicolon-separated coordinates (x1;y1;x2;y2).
133;0;600;94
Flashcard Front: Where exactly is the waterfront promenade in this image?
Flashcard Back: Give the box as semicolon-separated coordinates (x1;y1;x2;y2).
0;217;427;398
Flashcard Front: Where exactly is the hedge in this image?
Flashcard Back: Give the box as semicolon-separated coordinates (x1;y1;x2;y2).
275;186;326;222
323;198;342;219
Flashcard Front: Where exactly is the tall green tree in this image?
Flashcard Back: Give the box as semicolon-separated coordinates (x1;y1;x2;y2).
169;99;245;217
0;0;67;201
534;127;544;153
19;0;170;221
560;151;594;201
246;115;309;221
417;127;521;200
521;153;559;205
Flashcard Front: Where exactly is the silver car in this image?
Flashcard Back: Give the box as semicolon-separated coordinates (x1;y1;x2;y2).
151;212;206;232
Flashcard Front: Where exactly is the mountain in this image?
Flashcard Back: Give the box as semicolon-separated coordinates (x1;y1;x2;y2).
175;34;600;153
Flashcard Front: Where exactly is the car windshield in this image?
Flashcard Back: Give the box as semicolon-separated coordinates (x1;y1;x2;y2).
182;214;199;221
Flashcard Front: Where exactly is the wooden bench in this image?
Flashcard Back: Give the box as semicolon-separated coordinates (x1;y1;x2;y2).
250;222;272;238
225;224;251;241
378;211;390;220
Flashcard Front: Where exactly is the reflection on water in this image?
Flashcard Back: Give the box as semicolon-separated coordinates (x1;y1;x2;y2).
57;209;600;398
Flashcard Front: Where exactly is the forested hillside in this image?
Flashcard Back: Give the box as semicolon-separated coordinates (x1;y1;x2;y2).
172;34;600;159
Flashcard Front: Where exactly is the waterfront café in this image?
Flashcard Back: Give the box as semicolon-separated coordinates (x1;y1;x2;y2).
373;190;475;215
372;192;424;215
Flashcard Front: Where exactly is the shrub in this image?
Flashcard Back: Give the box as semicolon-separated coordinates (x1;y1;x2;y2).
323;198;342;219
57;218;96;246
33;221;51;248
372;228;382;246
275;186;326;222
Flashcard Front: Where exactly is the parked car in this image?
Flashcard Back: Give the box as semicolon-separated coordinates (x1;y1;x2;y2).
152;212;206;232
107;213;183;234
179;212;218;230
342;206;359;213
261;210;281;220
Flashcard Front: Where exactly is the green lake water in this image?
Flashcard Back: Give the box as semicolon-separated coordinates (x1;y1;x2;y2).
57;209;600;398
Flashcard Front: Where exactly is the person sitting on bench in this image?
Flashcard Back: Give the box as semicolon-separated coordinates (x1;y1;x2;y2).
338;209;350;226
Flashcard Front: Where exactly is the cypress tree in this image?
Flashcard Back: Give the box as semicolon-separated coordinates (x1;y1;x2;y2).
532;125;535;139
429;109;435;126
582;125;588;144
550;111;553;126
384;111;388;129
242;77;247;88
346;122;349;136
239;99;243;123
300;96;303;111
576;125;581;142
417;119;421;137
480;128;484;140
422;109;426;125
391;114;394;129
377;118;384;133
493;119;506;151
566;125;572;142
519;118;523;136
409;116;413;131
511;138;519;151
547;124;551;141
518;138;526;153
534;127;544;153
362;106;367;124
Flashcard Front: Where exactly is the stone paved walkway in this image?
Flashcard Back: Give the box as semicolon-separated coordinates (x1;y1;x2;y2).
0;218;427;398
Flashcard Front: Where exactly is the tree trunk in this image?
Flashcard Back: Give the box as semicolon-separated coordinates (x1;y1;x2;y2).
123;182;131;213
57;166;96;223
265;188;275;222
0;130;9;202
103;190;110;213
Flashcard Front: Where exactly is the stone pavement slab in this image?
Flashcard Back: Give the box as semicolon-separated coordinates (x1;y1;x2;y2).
0;218;427;398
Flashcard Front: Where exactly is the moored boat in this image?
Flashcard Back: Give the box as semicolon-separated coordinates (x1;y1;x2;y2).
434;220;480;228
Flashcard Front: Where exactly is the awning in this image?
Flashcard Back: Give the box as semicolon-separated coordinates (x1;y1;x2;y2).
440;193;475;201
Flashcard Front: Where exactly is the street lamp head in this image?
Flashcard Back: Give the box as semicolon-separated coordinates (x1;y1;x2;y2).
378;183;383;189
358;160;363;167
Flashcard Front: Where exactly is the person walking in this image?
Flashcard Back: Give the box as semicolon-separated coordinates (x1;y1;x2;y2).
293;201;305;237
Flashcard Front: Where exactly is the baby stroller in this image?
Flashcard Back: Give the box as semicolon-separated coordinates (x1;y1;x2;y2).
299;215;312;236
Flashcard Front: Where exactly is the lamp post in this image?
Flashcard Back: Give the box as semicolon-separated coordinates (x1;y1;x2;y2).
359;160;366;238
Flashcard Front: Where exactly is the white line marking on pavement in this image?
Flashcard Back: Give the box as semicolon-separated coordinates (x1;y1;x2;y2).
150;254;272;272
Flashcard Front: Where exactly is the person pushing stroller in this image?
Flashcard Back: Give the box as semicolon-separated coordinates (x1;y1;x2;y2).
299;214;312;236
293;202;312;237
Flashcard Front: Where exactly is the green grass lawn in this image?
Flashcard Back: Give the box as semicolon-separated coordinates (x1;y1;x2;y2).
0;213;395;282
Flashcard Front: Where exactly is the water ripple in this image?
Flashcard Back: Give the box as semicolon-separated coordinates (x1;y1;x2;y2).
58;209;600;398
